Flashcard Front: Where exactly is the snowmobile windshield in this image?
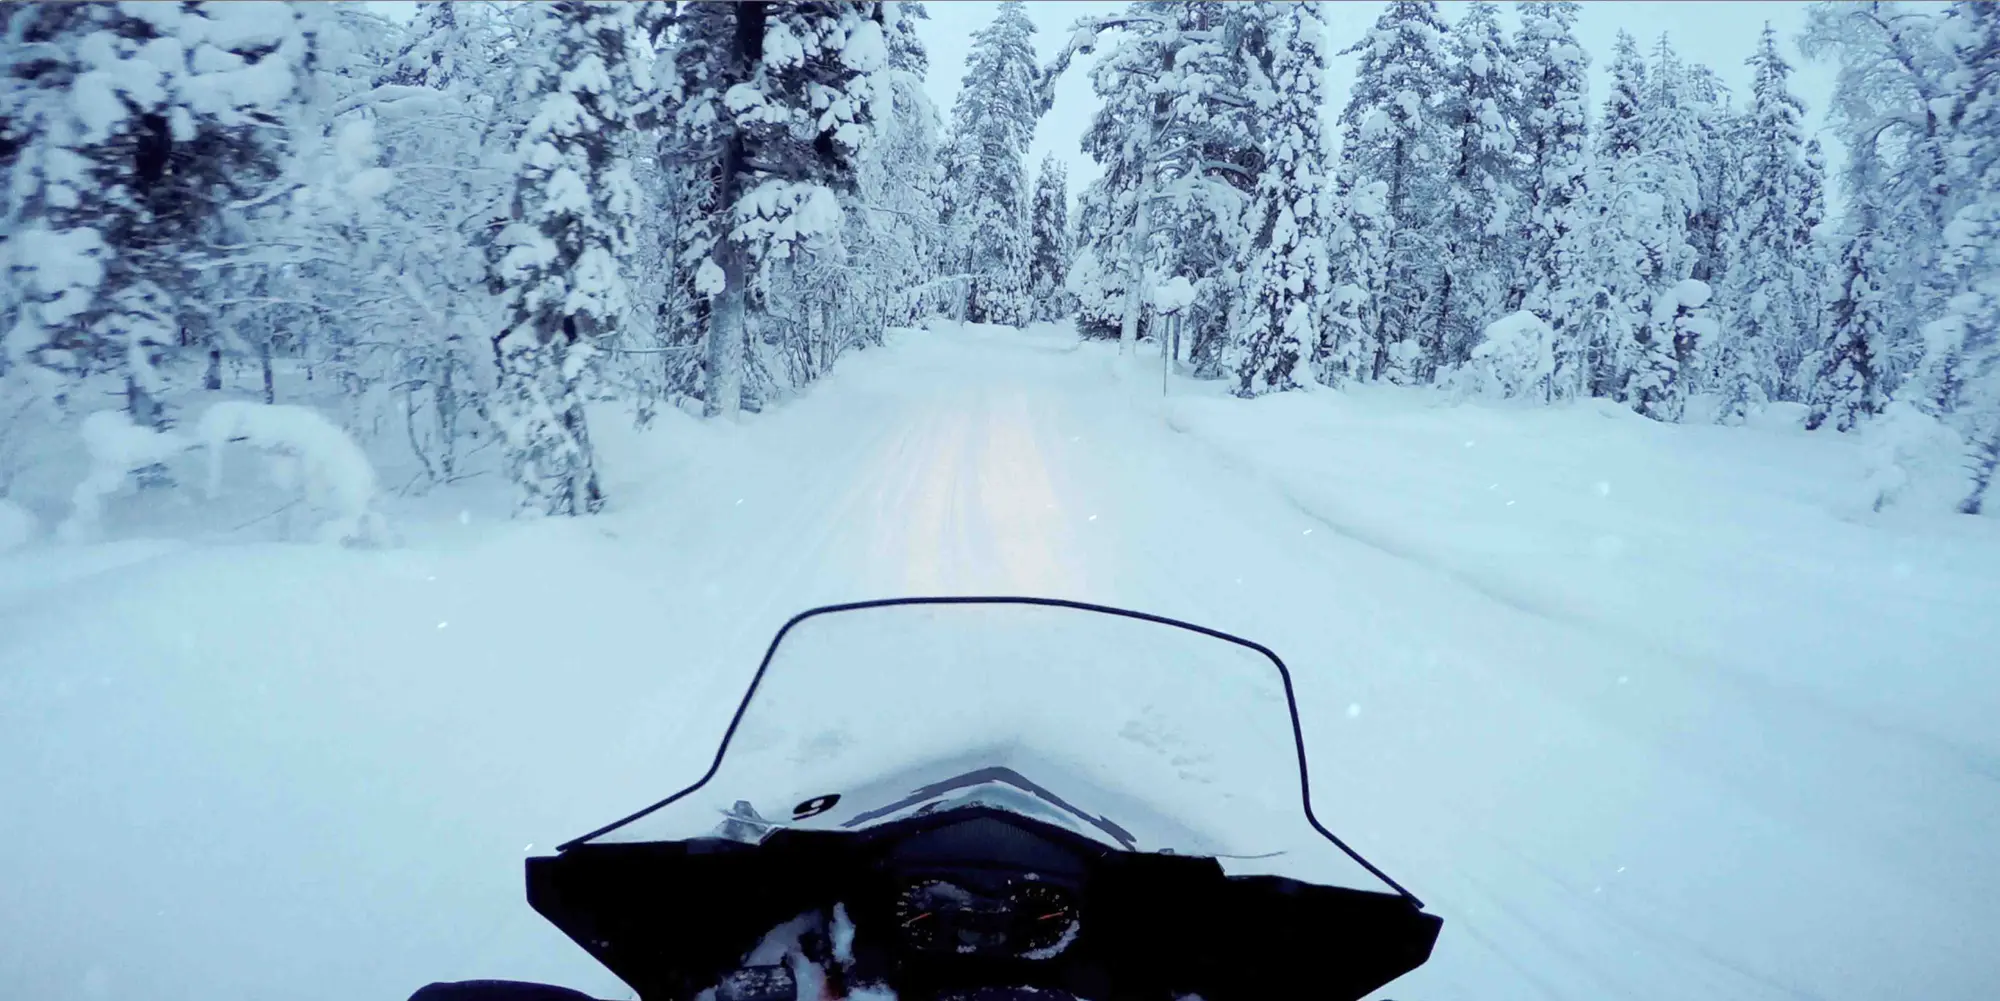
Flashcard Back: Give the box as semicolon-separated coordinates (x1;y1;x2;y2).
568;598;1406;895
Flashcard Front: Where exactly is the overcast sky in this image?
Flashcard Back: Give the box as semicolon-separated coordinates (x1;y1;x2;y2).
913;1;1850;207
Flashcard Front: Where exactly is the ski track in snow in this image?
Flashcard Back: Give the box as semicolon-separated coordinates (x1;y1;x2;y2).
2;323;1997;1001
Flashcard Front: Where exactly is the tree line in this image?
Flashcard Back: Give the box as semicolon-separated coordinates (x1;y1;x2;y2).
3;2;1997;516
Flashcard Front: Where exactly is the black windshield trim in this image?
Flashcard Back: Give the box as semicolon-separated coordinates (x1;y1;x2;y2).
553;596;1424;907
838;764;1139;847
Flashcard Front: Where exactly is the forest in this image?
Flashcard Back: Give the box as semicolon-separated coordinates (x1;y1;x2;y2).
2;1;1997;524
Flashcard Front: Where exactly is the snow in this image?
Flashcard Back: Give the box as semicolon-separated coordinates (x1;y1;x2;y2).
1149;276;1196;313
695;258;727;297
732;180;845;251
1;325;1995;1001
1454;310;1556;399
0;498;34;554
56;411;192;543
195;402;384;545
68;70;129;143
842;20;888;74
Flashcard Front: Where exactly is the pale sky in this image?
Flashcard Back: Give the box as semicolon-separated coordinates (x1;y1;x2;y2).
914;1;1847;208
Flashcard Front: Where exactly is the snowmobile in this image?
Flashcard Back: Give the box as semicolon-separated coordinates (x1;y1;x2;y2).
411;597;1440;1001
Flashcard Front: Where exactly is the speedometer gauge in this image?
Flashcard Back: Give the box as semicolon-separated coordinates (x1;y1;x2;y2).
894;879;970;953
1007;881;1078;958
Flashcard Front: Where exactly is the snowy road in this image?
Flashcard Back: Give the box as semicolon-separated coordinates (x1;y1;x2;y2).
3;324;1995;1001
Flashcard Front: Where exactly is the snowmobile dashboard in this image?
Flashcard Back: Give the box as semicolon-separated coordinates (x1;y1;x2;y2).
523;803;1440;1001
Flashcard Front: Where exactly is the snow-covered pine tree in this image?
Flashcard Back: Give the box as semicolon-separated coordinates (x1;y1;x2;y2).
0;3;306;434
488;2;648;515
1716;23;1823;421
660;2;897;418
1333;0;1452;385
1510;0;1591;398
1806;191;1890;432
1431;0;1524;370
1225;1;1332;396
1028;154;1073;322
943;1;1039;325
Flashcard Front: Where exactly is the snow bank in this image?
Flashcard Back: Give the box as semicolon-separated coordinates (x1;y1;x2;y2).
197;401;385;545
1852;401;1972;515
1163;383;2000;764
57;411;193;542
54;403;385;546
1449;310;1555;400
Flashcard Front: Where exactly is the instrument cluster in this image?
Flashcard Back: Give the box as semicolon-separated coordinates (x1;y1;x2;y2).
890;876;1081;960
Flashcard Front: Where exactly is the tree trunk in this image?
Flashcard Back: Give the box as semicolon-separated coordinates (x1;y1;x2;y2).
1119;175;1153;357
707;239;748;420
557;334;604;515
437;341;458;480
260;340;275;404
700;4;764;418
1120;41;1177;357
205;348;222;391
126;374;172;488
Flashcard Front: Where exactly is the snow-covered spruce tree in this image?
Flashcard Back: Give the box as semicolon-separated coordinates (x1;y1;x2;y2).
1715;24;1824;421
1510;0;1591;399
1632;36;1708;415
658;3;896;417
1599;30;1648;162
1067;177;1131;340
1061;3;1263;363
1598;33;1706;414
1791;136;1832;399
1225;1;1332;397
1145;2;1263;376
1432;0;1524;370
653;3;734;409
1636;279;1716;421
1028;154;1073;322
1324;181;1389;384
1064;10;1163;345
1564;30;1650;402
1682;62;1741;297
1806;191;1891;432
943;0;1039;325
487;2;649;516
1332;0;1452;386
0;3;306;435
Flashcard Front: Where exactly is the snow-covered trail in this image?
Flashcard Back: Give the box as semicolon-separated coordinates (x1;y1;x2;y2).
1;324;1993;1001
749;326;1994;1001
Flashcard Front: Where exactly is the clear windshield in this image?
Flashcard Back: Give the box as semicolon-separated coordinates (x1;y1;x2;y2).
576;600;1397;893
